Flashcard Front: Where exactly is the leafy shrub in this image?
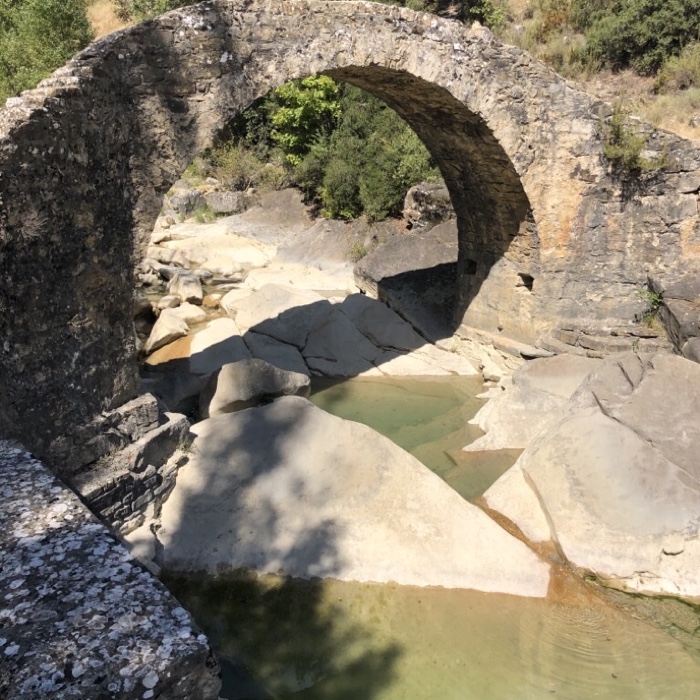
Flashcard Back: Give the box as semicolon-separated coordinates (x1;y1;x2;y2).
0;0;93;103
602;102;669;173
577;0;700;75
657;42;700;91
266;75;341;166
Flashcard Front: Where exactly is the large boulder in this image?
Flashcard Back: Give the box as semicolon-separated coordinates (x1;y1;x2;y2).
243;331;310;377
168;272;203;305
199;359;310;418
484;353;700;598
204;190;251;215
145;318;251;374
403;180;454;228
234;284;332;348
464;354;601;451
144;308;190;355
169;188;205;215
157;397;550;596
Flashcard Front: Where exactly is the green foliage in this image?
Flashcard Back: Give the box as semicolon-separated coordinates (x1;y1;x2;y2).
113;0;189;21
657;42;700;91
346;241;369;263
0;0;93;103
637;286;663;326
266;75;341;166
602;103;669;173
193;204;216;224
576;0;700;75
309;86;438;221
222;79;438;222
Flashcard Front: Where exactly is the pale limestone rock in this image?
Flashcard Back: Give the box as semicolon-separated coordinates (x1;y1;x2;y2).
189;318;252;374
158;396;550;596
144;308;189;355
302;309;384;377
169;302;207;326
338;293;425;350
199;359;310;417
219;288;254;317
243;331;310;376
146;245;189;268
157;295;181;311
234;284;331;347
464;354;600;451
485;353;700;598
168;272;203;305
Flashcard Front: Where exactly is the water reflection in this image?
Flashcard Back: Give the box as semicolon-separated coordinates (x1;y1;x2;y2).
166;570;700;699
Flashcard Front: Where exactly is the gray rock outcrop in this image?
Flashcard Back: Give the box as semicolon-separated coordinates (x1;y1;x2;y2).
484;353;700;598
465;354;601;451
199;359;311;417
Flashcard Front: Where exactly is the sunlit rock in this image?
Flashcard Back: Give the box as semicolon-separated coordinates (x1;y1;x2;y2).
158;396;550;597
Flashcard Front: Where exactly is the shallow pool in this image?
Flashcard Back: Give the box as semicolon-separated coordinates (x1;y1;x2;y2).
168;375;700;699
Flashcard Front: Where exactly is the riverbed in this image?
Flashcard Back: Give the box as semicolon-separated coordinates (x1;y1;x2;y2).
166;376;700;699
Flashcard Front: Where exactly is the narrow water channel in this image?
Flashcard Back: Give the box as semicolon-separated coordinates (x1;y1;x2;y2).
167;376;700;699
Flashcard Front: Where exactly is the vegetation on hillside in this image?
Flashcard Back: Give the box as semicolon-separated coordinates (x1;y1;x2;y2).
0;0;93;102
194;78;439;221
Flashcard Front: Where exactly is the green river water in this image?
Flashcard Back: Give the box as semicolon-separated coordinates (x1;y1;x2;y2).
167;376;700;699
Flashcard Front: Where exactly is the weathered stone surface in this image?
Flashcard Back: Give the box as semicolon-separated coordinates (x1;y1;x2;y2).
144;308;190;355
73;412;190;534
204;190;250;215
403;180;454;227
243;330;310;376
1;0;700;467
234;284;332;348
169;188;205;216
485;353;700;598
302;309;385;377
168;272;203;305
157;397;550;596
200;358;311;417
339;293;426;351
169;301;207;326
0;441;220;699
465;354;601;451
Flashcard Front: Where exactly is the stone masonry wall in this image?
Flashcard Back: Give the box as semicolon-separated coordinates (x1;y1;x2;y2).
0;441;221;699
1;0;700;466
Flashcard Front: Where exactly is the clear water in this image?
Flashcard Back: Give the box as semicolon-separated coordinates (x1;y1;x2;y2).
309;375;519;500
166;570;700;700
168;375;700;699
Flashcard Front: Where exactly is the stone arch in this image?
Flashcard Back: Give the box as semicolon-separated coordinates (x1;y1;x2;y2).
1;0;699;467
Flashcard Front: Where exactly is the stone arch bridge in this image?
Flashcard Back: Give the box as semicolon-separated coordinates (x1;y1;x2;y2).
1;0;699;469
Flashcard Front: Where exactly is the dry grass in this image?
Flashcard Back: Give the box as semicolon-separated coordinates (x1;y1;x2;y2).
87;0;128;39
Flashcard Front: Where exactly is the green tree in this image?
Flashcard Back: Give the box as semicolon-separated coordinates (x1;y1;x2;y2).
266;75;342;166
0;0;93;103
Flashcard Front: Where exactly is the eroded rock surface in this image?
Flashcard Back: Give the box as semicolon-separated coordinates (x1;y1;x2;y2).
200;359;311;417
485;353;700;598
465;353;601;451
156;397;550;596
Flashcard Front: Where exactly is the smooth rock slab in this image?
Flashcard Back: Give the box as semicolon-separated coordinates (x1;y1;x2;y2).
485;353;700;598
158;397;550;596
465;353;600;451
